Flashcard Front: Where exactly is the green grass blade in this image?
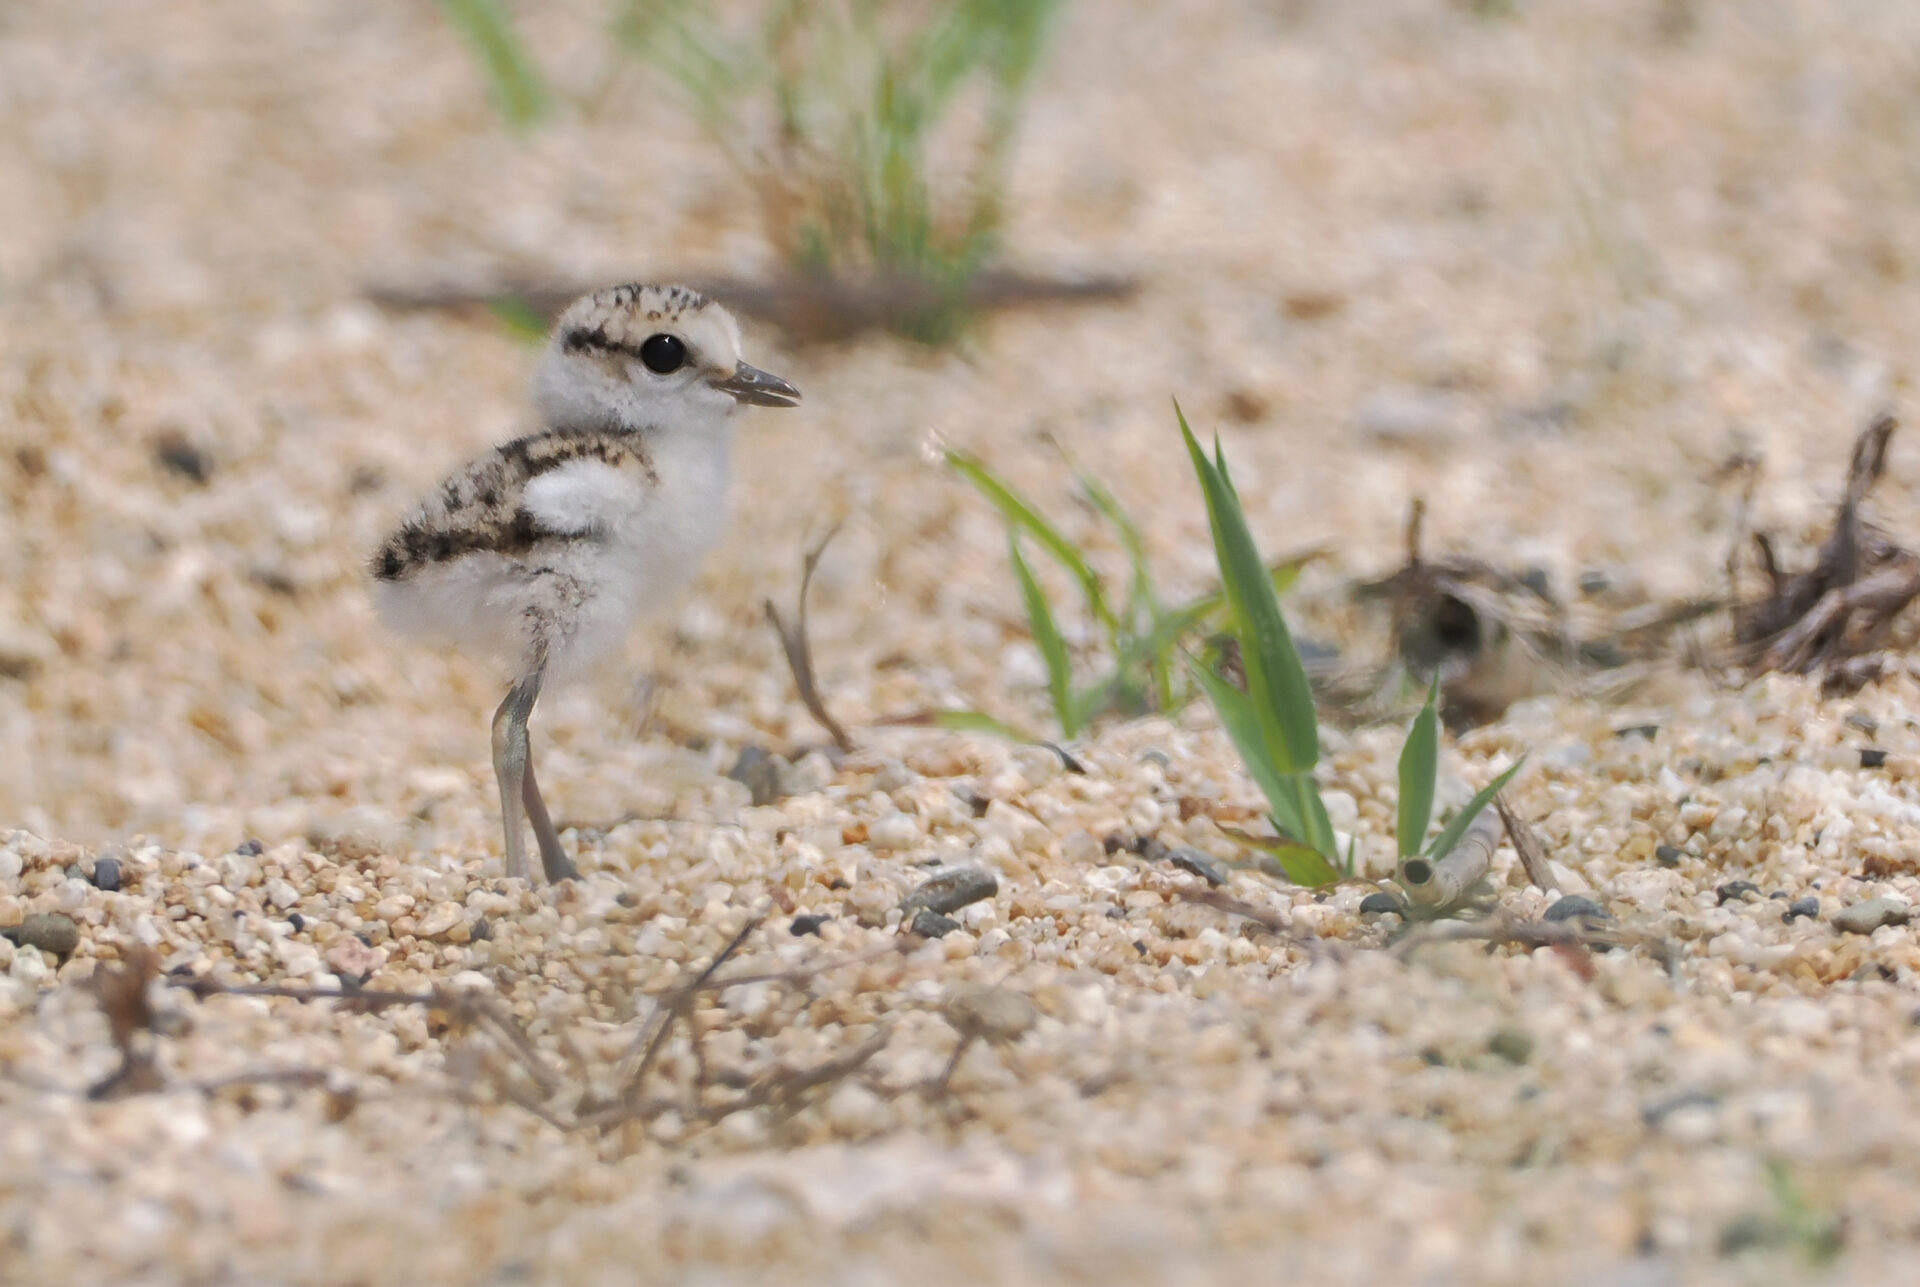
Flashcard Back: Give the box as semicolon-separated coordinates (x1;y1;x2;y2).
437;0;550;130
1396;678;1441;858
1009;535;1077;737
1178;402;1327;852
1219;826;1344;888
1427;759;1526;862
948;448;1113;632
1078;471;1157;624
1189;660;1309;844
486;296;550;342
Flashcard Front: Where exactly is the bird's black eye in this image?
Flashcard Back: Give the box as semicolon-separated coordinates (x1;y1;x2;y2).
639;334;687;374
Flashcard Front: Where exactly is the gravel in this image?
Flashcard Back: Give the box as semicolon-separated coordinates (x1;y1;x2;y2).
6;2;1920;1284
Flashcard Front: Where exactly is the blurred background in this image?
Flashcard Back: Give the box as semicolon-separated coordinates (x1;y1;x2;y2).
3;0;1918;854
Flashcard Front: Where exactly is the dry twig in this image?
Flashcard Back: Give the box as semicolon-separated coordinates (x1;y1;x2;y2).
1735;412;1920;684
765;522;856;754
1496;791;1559;894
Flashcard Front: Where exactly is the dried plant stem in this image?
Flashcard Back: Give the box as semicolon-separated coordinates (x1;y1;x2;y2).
1495;791;1559;893
1398;807;1500;911
766;521;855;754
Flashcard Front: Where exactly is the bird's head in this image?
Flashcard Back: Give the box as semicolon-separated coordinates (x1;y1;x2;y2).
533;283;800;433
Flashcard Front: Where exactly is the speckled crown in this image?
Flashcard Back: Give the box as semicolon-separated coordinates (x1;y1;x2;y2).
553;283;714;351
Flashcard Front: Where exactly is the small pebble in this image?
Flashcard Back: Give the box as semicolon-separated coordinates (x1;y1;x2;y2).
288;912;306;933
234;839;264;857
3;913;79;958
1782;896;1820;923
1861;748;1889;769
1487;1028;1533;1065
1167;847;1226;887
900;866;998;917
943;984;1037;1044
789;914;829;937
324;936;382;981
153;433;214;484
1544;895;1610;924
726;747;783;807
1359;892;1405;915
909;909;961;938
415;902;462;938
1654;845;1682;868
1833;897;1909;935
91;858;122;892
1716;881;1762;906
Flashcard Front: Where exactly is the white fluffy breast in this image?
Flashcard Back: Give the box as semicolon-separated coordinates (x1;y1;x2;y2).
522;457;645;537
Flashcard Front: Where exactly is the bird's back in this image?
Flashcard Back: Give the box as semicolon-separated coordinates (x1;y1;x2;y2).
372;428;704;679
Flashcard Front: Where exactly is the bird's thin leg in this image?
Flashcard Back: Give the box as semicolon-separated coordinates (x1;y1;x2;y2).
521;737;579;882
490;669;544;881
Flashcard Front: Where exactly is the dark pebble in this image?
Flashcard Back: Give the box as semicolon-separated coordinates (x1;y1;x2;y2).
909;909;961;938
153;434;213;484
1578;569;1612;596
1359;892;1405;915
1040;742;1088;774
1782;895;1820;923
901;866;999;916
1614;724;1660;741
1861;748;1889;769
5;913;80;957
1716;880;1762;905
1642;1088;1718;1127
234;839;263;857
789;913;829;937
1166;847;1226;887
1654;844;1683;868
288;912;305;933
1104;906;1127;920
1487;1028;1533;1065
470;917;492;942
91;858;122;892
726;746;783;807
1544;895;1610;923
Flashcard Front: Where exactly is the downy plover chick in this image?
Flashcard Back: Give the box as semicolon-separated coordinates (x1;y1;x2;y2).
371;283;800;882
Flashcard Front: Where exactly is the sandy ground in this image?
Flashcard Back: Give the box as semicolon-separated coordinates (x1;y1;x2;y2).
6;1;1920;1282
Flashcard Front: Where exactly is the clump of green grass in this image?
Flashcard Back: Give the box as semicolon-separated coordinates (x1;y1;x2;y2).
943;446;1307;741
439;0;1066;343
616;0;1064;342
1180;403;1517;887
436;0;552;131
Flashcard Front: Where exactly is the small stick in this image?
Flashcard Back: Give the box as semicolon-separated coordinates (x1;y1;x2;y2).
614;913;765;1096
1495;791;1559;893
765;521;855;754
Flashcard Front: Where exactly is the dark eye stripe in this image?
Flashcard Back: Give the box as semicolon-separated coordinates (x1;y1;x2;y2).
562;327;691;374
562;326;645;360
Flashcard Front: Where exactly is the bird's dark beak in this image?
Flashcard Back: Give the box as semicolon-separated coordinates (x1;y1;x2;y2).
711;361;801;408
